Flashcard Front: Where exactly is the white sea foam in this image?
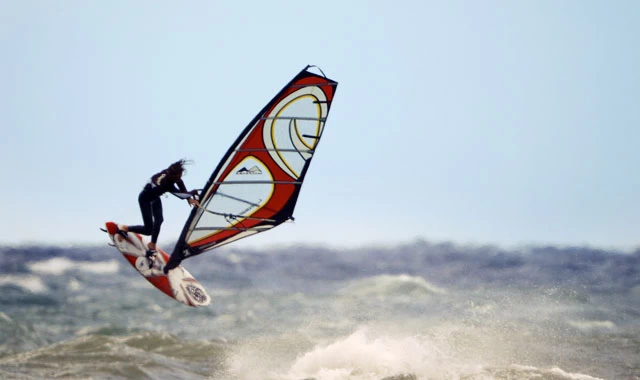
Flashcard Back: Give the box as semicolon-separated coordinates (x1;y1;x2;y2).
567;319;616;331
27;257;120;275
67;278;82;291
284;329;447;380
545;367;604;379
0;275;48;293
273;327;606;380
339;274;445;301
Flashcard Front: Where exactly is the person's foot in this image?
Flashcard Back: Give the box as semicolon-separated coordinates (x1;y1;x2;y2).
145;249;157;268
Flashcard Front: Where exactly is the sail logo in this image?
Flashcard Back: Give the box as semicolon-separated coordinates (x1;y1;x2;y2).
236;165;262;175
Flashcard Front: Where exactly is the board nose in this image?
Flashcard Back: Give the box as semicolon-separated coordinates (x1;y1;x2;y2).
105;221;118;235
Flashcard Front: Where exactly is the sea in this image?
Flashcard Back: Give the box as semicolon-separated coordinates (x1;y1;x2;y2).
1;240;639;380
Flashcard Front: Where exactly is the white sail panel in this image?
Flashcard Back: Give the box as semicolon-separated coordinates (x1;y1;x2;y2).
263;87;329;179
187;156;274;244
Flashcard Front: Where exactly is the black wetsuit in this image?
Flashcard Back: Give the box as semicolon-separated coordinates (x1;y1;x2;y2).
127;170;189;244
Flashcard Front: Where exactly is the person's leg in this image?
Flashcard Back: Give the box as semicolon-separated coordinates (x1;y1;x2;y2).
127;192;154;235
148;198;164;249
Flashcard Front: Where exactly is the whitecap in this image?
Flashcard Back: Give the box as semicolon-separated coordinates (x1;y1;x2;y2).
490;365;605;380
67;278;82;291
567;319;616;331
339;274;445;300
545;366;604;379
27;257;120;275
286;328;442;380
0;275;48;293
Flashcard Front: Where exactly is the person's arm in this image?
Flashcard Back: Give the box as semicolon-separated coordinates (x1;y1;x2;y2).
174;179;187;193
173;179;200;206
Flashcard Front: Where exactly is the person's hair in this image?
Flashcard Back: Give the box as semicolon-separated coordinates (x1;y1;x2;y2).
167;159;191;176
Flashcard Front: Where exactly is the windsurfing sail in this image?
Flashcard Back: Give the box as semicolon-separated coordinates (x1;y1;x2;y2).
172;65;338;262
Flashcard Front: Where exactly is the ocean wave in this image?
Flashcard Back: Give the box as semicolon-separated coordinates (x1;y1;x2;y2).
1;242;638;379
285;329;439;380
27;257;120;275
488;365;605;380
0;275;48;294
0;331;226;379
339;274;445;301
567;319;616;331
275;329;605;380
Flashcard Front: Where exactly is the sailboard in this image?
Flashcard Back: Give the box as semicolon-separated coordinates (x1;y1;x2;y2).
165;65;338;270
102;222;210;307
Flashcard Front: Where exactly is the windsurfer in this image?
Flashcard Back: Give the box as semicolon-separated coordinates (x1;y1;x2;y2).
120;160;199;258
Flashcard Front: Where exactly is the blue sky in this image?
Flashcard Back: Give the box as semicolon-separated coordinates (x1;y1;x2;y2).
1;1;638;250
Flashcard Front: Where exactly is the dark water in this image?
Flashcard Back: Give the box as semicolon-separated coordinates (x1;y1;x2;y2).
1;241;639;379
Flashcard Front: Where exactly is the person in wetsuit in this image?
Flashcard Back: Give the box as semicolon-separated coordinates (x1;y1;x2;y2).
121;160;199;256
